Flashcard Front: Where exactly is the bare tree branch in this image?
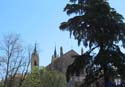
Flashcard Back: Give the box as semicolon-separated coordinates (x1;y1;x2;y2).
0;34;31;87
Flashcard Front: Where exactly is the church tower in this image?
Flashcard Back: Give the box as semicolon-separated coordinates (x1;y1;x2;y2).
31;44;39;71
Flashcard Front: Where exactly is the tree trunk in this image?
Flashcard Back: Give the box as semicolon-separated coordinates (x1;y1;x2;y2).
100;45;109;87
103;65;109;87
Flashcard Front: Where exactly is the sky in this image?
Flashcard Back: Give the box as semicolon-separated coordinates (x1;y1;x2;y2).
0;0;125;66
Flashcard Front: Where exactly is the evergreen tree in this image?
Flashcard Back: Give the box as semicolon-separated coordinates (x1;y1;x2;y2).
60;0;125;87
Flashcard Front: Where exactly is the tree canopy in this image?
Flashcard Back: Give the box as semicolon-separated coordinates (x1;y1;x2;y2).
60;0;125;48
21;67;66;87
60;0;125;87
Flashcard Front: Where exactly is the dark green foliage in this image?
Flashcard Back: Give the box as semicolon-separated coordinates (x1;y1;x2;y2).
60;0;125;87
66;52;92;82
60;0;125;47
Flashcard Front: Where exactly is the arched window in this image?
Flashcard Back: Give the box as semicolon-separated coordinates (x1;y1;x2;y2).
34;60;37;66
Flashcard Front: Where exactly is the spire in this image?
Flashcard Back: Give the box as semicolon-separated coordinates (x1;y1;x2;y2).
54;46;57;57
31;43;39;71
60;46;63;56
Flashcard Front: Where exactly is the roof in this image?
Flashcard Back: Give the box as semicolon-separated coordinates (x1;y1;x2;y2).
47;50;79;73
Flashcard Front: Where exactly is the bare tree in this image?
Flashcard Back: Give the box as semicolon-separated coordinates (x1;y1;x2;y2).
0;34;30;87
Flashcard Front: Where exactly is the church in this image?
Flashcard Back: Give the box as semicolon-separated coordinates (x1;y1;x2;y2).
31;45;83;73
31;44;88;87
47;46;83;73
31;45;105;87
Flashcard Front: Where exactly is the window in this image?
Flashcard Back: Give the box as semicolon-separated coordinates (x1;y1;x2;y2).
34;60;37;66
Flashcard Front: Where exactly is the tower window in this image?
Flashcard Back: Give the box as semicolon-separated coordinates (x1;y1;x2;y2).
34;60;37;66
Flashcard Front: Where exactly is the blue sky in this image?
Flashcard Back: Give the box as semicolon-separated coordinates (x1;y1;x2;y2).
0;0;125;66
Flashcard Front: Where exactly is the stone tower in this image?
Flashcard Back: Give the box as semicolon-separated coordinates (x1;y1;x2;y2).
31;44;39;71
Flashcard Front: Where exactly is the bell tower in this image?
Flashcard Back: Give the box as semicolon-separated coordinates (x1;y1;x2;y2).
31;43;39;71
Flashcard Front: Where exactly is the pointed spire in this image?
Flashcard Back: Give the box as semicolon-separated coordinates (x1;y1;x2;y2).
31;43;39;71
54;46;57;57
60;46;63;56
33;43;37;54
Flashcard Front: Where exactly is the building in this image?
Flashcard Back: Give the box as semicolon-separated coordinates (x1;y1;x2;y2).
30;45;123;87
47;46;86;87
47;46;84;73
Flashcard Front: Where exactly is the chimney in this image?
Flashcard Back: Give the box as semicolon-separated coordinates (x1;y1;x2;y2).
60;46;63;56
81;48;83;55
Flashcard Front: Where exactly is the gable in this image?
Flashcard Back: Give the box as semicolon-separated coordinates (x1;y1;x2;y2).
47;50;79;73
